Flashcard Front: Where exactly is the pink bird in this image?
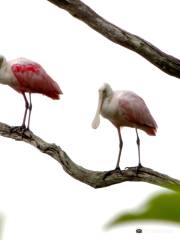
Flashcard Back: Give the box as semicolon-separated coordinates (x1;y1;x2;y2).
92;83;157;173
0;55;62;129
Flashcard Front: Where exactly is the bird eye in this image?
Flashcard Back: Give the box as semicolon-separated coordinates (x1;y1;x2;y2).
102;89;106;95
99;87;106;96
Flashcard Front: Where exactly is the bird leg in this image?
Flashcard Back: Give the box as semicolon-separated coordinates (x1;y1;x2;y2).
125;129;143;174
10;93;30;134
135;128;143;173
27;93;32;129
103;128;123;180
22;93;29;129
115;128;123;171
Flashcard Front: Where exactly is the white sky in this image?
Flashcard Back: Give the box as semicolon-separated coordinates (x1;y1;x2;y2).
0;0;180;239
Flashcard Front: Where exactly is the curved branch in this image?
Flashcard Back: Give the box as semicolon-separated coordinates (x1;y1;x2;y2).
0;122;180;191
47;0;180;79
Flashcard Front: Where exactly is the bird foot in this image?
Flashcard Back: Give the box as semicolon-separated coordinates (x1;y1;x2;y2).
125;164;143;175
103;167;122;180
10;125;31;139
136;164;143;175
10;125;27;133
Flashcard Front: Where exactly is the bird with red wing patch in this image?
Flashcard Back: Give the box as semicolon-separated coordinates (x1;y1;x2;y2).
0;55;63;129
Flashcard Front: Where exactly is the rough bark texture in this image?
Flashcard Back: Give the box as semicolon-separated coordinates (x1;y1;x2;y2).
47;0;180;79
1;122;180;191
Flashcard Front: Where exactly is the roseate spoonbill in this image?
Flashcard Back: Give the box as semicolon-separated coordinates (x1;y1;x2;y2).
92;83;157;174
0;55;62;129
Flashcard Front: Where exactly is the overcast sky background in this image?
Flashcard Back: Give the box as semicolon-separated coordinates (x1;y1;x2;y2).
0;0;180;239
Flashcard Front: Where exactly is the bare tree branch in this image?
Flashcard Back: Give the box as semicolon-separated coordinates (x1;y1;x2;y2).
47;0;180;79
0;122;180;191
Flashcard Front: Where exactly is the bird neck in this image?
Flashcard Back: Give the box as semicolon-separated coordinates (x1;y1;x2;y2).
0;63;15;85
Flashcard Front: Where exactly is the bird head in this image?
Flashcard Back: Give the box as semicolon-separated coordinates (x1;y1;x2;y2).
91;83;113;129
98;83;113;98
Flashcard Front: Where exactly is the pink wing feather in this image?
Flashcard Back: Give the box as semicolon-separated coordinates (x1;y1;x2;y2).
10;58;62;99
119;92;157;135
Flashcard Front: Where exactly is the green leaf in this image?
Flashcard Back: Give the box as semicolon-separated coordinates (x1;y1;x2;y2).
107;191;180;228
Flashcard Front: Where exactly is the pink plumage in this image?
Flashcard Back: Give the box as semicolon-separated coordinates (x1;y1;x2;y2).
10;58;62;99
0;55;63;129
117;91;157;135
92;83;157;173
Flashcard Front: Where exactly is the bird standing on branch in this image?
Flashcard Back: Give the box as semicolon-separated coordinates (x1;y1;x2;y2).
92;83;157;174
0;55;63;129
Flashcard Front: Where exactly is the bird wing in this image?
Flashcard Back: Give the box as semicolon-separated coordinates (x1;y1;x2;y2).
10;58;62;99
118;92;157;134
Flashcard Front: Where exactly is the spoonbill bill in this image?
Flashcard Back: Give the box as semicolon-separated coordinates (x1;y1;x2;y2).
0;55;62;129
92;83;157;173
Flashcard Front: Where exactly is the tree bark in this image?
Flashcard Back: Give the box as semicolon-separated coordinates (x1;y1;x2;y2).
47;0;180;79
1;122;180;191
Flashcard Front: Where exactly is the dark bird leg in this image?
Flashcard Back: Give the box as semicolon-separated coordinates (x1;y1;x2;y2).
10;93;30;134
135;128;142;173
27;93;32;130
103;128;123;180
22;93;29;129
115;128;123;171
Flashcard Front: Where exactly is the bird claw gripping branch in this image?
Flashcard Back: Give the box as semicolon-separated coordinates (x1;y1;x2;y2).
103;167;123;180
10;125;32;139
